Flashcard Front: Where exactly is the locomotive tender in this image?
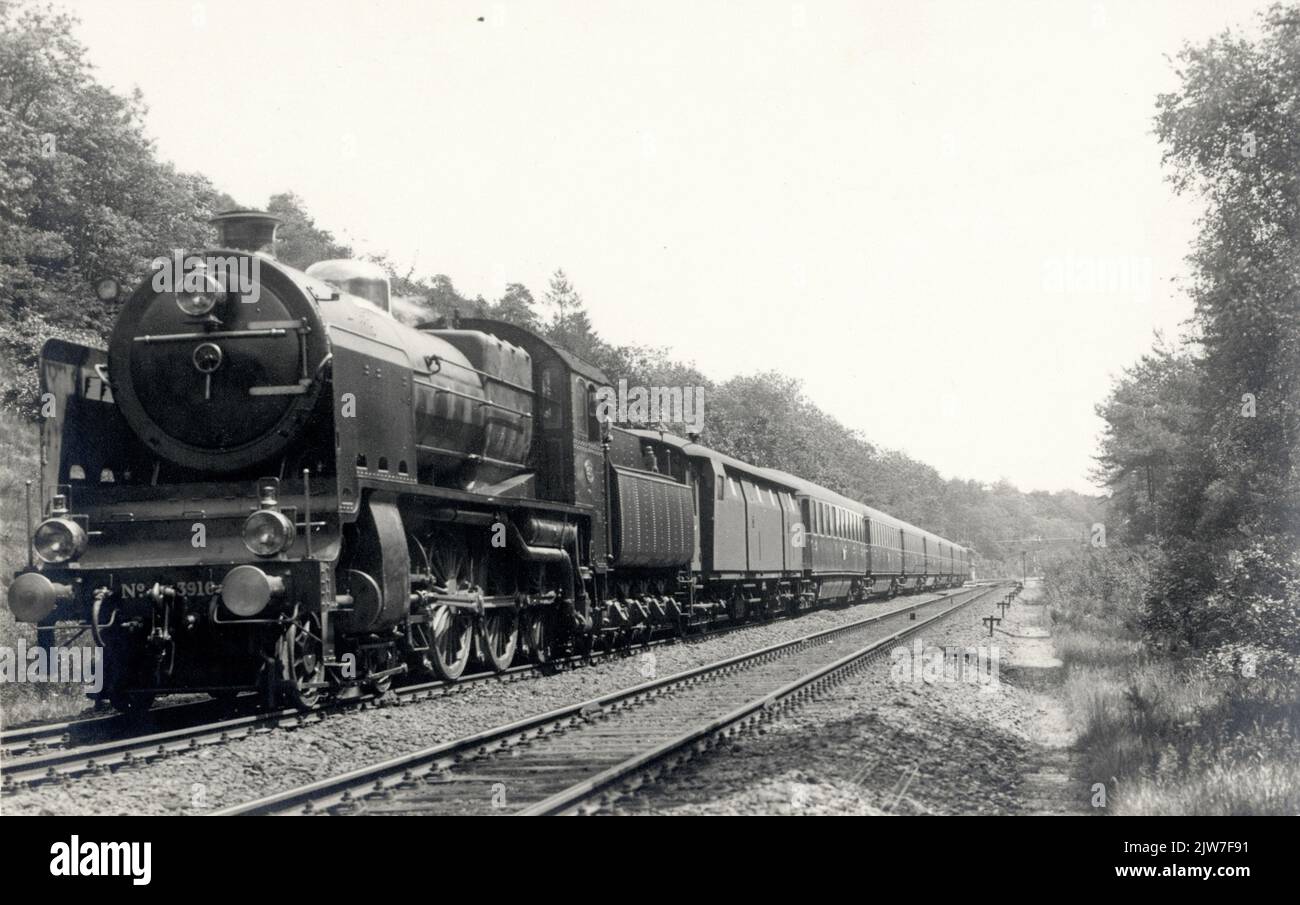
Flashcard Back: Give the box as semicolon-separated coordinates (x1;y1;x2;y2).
6;210;970;710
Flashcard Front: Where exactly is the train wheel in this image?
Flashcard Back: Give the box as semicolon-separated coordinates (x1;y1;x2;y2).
365;644;400;695
428;605;474;681
278;615;325;711
424;528;482;681
525;609;554;665
727;590;748;623
477;608;519;672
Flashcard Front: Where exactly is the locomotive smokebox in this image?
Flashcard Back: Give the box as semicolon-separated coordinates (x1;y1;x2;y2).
210;209;281;257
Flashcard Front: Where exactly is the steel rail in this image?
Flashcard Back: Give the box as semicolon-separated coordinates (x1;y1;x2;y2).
526;581;1010;814
212;583;1008;816
2;586;967;770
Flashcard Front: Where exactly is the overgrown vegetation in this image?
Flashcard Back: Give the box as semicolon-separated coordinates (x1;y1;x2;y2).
1040;5;1300;814
1091;3;1300;663
1044;551;1300;814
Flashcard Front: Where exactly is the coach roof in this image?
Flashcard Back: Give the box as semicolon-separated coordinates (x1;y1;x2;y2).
625;428;798;489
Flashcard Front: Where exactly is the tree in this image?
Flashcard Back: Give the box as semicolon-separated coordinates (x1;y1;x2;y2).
1094;3;1300;652
1155;4;1300;542
266;192;350;269
1093;338;1206;542
0;0;226;412
542;269;602;362
484;282;542;332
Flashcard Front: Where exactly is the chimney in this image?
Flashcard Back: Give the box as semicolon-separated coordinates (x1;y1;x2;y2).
210;209;281;257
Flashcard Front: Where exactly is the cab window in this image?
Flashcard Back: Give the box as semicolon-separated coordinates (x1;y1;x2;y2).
586;384;602;441
541;367;562;429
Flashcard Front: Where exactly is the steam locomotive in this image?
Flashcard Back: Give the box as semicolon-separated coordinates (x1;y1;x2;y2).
6;210;970;711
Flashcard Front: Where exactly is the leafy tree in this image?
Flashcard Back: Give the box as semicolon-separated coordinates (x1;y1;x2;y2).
0;0;226;411
1093;338;1206;541
1086;3;1300;654
1155;4;1300;543
483;282;542;332
266;192;350;269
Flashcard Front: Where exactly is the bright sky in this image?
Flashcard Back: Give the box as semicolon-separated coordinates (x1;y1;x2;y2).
64;0;1269;493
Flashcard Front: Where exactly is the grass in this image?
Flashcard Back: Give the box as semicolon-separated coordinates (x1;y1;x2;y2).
1045;567;1300;815
0;405;97;727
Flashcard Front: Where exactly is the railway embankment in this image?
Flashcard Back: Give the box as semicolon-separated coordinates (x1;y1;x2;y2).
603;580;1092;815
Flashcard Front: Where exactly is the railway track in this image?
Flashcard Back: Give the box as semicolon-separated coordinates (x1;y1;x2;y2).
213;581;1014;816
0;647;637;789
1;587;974;790
0;696;257;759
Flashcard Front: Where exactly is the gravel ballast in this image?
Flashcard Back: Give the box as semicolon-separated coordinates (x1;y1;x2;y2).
598;580;1087;815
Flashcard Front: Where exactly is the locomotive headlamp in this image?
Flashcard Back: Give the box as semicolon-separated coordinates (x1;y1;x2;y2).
175;270;226;316
242;509;295;557
33;517;88;564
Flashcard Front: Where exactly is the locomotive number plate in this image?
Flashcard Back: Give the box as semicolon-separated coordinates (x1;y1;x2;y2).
120;580;218;599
